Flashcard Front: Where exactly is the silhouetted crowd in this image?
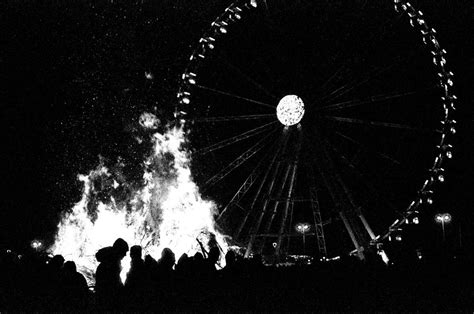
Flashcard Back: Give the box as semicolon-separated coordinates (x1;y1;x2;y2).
1;237;473;311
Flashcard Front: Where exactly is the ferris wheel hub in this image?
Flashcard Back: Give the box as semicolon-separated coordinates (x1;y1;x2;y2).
276;95;305;126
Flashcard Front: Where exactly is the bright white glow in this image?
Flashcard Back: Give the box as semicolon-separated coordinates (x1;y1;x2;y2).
145;72;153;80
435;213;451;223
276;95;305;126
31;240;42;250
51;123;228;285
413;217;419;224
139;112;160;129
295;223;310;233
378;250;389;264
443;214;452;223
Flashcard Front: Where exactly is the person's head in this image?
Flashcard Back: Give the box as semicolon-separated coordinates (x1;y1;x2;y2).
113;238;129;259
161;248;176;267
177;253;188;265
130;245;142;260
63;260;76;273
50;254;65;269
193;252;204;262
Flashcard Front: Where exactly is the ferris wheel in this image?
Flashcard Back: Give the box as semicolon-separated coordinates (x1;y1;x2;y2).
176;0;456;260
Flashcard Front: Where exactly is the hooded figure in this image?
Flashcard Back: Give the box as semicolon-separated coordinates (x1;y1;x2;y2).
95;238;129;307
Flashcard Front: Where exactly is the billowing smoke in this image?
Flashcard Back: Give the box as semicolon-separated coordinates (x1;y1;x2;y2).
51;113;228;284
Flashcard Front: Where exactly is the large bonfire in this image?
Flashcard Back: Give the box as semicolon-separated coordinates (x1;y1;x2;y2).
50;113;228;283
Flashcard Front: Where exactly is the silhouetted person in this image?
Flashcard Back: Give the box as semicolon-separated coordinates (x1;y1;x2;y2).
205;247;221;273
125;245;145;290
44;254;65;306
125;245;147;309
176;253;190;276
59;261;88;308
157;247;175;273
224;250;236;270
156;248;176;309
95;238;129;308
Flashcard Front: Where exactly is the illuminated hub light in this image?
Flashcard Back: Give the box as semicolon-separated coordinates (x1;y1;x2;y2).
51;120;228;285
276;95;305;126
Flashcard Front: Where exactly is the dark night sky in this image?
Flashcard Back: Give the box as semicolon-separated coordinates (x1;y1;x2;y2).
0;0;472;253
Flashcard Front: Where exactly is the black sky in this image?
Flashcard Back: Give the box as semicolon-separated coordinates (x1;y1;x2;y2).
0;0;472;252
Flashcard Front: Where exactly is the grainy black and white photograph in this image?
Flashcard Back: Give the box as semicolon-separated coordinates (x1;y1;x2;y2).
0;0;473;311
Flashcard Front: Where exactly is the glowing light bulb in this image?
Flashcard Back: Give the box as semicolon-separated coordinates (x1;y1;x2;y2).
276;95;305;126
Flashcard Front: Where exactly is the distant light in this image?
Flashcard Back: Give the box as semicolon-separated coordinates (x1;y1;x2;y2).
181;97;190;105
295;222;310;233
378;250;389;264
395;235;402;242
145;72;153;80
413;217;419;224
31;240;43;250
272;242;277;248
435;213;452;223
443;214;452;223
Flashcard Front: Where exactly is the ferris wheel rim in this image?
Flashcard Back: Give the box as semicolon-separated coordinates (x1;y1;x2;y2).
176;0;456;256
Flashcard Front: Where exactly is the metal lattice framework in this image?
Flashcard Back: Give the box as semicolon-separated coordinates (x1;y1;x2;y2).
176;0;456;260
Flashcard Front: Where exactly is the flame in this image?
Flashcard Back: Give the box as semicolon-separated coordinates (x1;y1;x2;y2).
51;114;228;284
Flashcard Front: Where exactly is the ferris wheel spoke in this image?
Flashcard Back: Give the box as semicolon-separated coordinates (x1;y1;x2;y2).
319;54;412;104
217;133;283;221
193;113;276;123
195;121;278;155
316;89;421;113
203;127;278;189
195;84;275;109
311;64;347;102
216;53;279;101
326;116;439;134
325;136;404;212
334;131;401;166
236;131;290;240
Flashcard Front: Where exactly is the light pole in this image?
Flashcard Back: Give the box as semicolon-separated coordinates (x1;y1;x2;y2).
435;213;452;242
295;223;310;255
